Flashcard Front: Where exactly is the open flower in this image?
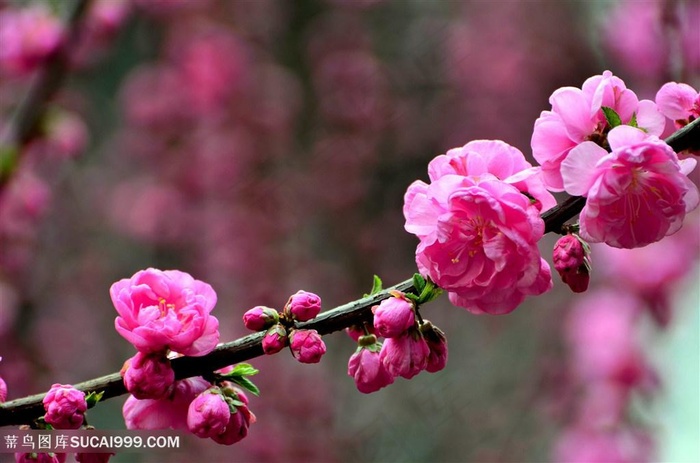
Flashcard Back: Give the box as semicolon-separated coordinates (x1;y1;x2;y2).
110;268;219;356
561;126;699;248
532;70;665;191
655;81;699;129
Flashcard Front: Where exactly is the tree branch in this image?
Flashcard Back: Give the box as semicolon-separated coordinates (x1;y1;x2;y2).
1;93;698;428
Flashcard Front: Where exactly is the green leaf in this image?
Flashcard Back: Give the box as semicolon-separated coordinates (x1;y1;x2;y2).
417;277;443;304
601;106;622;128
370;275;383;296
228;363;259;378
412;273;426;294
85;391;104;408
404;293;420;304
231;376;260;396
629;112;638;128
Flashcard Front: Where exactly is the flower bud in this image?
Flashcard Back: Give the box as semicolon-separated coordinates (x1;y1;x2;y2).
372;292;415;338
121;352;175;400
284;290;322;322
379;328;429;379
242;306;279;331
42;384;87;430
419;321;448;373
262;323;288;355
553;234;591;293
211;389;256;445
187;387;231;439
348;340;394;394
289;329;327;364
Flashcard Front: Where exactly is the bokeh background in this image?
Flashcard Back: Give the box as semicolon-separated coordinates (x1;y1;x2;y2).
1;0;698;462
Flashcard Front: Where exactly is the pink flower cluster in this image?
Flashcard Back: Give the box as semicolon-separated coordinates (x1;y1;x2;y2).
403;140;554;314
242;290;327;364
347;292;447;393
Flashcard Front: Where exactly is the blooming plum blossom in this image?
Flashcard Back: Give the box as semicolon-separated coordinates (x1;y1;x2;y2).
187;387;231;439
532;70;665;191
110;268;220;356
211;389;256;445
121;352;175;400
655;82;699;129
262;323;288;355
552;234;590;293
42;384;87;430
404;141;553;314
372;292;415;338
380;329;429;379
284;290;322;322
561;125;699;248
242;306;279;331
348;336;395;393
123;377;210;430
289;329;327;364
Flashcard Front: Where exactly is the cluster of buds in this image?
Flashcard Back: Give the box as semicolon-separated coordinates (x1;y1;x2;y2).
347;275;448;394
553;232;592;293
242;290;327;364
187;384;256;445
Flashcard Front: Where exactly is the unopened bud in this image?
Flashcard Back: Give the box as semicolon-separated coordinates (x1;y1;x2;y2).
553;234;591;293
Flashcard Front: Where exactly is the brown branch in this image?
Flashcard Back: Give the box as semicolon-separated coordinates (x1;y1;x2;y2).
1;94;698;428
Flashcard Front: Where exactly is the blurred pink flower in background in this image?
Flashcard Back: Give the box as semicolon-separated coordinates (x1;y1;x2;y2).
553;426;655;463
110;268;219;356
0;5;63;76
562;125;698;248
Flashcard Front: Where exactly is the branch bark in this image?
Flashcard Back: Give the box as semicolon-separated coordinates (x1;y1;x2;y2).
0;89;698;428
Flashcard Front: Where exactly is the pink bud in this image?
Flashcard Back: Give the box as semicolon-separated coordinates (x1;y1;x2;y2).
379;329;429;379
42;384;87;429
347;339;395;394
419;321;448;373
242;306;279;331
553;234;591;293
262;323;288;355
211;390;256;446
187;387;231;438
121;352;175;400
15;453;66;463
284;290;322;322
289;329;327;364
372;292;415;338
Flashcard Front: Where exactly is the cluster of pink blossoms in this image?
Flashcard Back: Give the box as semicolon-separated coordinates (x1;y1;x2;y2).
111;269;256;446
242;290;326;364
403;140;555;314
347;290;447;393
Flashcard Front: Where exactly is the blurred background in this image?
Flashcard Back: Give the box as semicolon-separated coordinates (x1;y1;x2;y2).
0;0;698;462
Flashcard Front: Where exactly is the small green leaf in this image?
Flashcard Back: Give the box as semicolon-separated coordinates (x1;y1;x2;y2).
404;292;420;304
628;112;638;128
417;277;443;304
228;363;259;378
370;275;383;296
85;391;104;408
231;376;260;396
412;273;426;293
601;106;622;128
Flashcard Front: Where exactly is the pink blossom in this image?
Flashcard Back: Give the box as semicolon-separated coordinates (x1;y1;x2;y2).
380;329;429;379
110;268;220;356
242;306;279;331
419;321;448;373
566;290;653;388
372;292;415;338
655;82;700;129
42;384;87;430
284;290;322;322
348;337;395;393
561;126;699;248
532;70;665;191
15;453;66;463
427;139;556;211
121;352;175;400
0;6;64;76
211;390;256;445
552;234;590;293
187;387;231;438
123;377;210;430
262;323;288;355
404;173;552;315
289;329;327;364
